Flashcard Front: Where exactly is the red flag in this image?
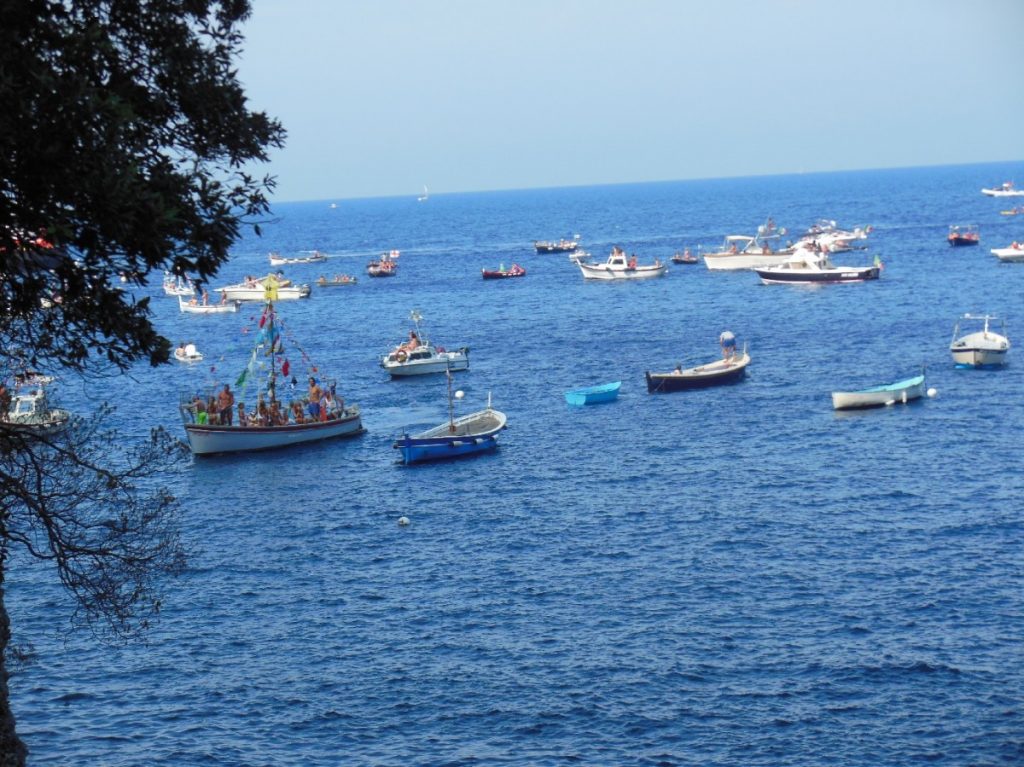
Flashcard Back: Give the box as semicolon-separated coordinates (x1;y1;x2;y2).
282;360;290;376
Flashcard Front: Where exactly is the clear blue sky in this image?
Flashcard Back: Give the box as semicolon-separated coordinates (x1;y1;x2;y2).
239;0;1024;202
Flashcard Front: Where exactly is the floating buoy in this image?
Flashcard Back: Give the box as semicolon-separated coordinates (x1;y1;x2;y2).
397;516;410;526
927;387;938;398
455;390;464;399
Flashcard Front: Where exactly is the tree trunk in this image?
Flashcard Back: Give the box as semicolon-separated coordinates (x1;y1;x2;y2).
0;560;28;767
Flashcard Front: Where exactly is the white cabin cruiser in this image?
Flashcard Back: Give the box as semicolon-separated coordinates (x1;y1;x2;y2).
754;244;880;285
981;182;1024;197
577;247;667;280
4;386;70;432
381;310;469;377
950;314;1010;368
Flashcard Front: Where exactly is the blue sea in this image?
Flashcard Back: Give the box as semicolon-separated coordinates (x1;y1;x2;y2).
9;162;1024;766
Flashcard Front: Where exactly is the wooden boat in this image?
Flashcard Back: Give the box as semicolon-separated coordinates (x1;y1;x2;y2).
393;379;507;464
646;350;751;393
950;314;1010;368
754;246;879;285
381;310;469;377
577;247;667;281
564;381;621;406
316;275;358;286
991;243;1024;262
831;373;925;410
268;250;327;266
174;343;204;363
481;263;526;279
179;302;364;455
534;237;579;254
948;225;980;247
178;295;240;313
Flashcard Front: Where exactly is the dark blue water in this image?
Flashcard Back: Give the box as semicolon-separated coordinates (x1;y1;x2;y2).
10;162;1024;765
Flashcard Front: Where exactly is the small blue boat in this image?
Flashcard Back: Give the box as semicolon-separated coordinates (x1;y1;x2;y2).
564;381;621;406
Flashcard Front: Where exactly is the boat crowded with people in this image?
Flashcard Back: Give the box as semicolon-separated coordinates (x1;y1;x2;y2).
178;302;363;455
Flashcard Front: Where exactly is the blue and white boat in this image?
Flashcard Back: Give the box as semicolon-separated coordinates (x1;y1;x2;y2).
393;378;507;464
831;373;926;410
564;381;621;406
950;314;1010;368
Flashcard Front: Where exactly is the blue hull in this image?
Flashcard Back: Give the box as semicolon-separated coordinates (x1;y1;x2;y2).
396;434;500;464
564;381;621;406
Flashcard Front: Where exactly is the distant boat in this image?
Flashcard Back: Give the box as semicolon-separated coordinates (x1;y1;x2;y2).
535;236;580;254
564;381;621;406
577;247;667;281
754;245;880;285
950;314;1010;368
269;251;327;266
991;242;1024;262
646;346;751;393
948;225;980;247
174;342;204;363
981;181;1024;197
330;202;338;209
418;185;429;202
481;263;526;279
178;295;240;314
831;373;925;410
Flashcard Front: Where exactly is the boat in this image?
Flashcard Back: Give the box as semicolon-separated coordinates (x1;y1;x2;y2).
179;302;364;455
215;274;311;301
417;185;429;202
316;274;358;286
163;272;195;296
671;249;699;265
381;310;469;377
646;347;751;393
702;218;793;270
481;263;526;279
174;342;204;363
3;384;71;433
754;245;880;285
534;236;580;254
268;250;327;266
564;381;621;406
950;314;1010;368
948;225;980;247
831;373;926;410
577;246;667;280
393;375;507;464
568;250;592;263
178;295;240;313
367;253;398;277
999;206;1024;216
981;181;1024;197
991;242;1024;262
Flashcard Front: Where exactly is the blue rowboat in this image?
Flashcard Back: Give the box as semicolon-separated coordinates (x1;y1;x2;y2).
564;381;621;406
831;373;925;410
394;406;507;464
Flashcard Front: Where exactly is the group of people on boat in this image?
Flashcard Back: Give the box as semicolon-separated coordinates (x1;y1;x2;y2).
186;289;229;306
316;274;356;285
188;378;344;428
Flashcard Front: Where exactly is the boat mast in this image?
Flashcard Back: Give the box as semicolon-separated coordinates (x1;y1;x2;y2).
447;365;456;433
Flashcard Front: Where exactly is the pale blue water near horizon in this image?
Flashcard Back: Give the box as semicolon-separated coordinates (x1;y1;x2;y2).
9;161;1024;765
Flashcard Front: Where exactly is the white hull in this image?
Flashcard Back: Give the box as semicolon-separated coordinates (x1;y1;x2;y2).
991;247;1024;262
704;252;793;271
831;376;925;410
950;330;1009;367
184;408;364;455
178;296;240;313
982;188;1024;197
382;350;470;376
164;285;194;296
578;262;667;280
216;284;310;301
174;350;204;363
269;255;326;266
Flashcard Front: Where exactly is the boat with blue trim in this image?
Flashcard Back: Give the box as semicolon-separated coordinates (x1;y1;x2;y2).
831;373;925;410
564;381;621;406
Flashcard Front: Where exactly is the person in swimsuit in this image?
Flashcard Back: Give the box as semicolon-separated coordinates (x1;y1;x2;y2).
719;330;737;363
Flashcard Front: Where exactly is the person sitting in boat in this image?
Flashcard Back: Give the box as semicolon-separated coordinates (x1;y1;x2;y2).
256;397;270;426
291;400;306;424
628;254;638;269
188;294;198;306
397;331;419;353
176;341;187;357
719;330;737;363
236;402;246;428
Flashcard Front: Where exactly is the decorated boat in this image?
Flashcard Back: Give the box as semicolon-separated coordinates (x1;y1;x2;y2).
481;263;526;279
393;377;507;464
269;250;327;266
981;181;1024;197
534;236;580;254
381;310;469;377
754;245;880;285
991;242;1024;262
174;342;204;363
831;373;925;410
178;295;240;313
646;345;751;393
950;314;1010;368
179;302;363;455
564;381;621;406
215;274;311;301
577;246;667;280
316;274;358;286
948;225;980;247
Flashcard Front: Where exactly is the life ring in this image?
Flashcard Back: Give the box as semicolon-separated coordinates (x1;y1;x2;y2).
395;350;408;362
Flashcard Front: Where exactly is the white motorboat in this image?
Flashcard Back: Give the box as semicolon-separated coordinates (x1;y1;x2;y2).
991;242;1024;262
179;302;364;455
831;373;926;410
174;343;204;363
754;244;880;285
4;385;70;432
215;275;311;301
950;314;1010;368
163;273;195;296
702;218;793;270
268;250;327;266
381;310;469;377
577;247;667;280
981;182;1024;197
178;295;240;313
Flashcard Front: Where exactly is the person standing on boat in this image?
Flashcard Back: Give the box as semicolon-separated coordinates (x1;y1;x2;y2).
719;330;737;362
0;382;10;420
307;377;322;420
218;383;235;425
